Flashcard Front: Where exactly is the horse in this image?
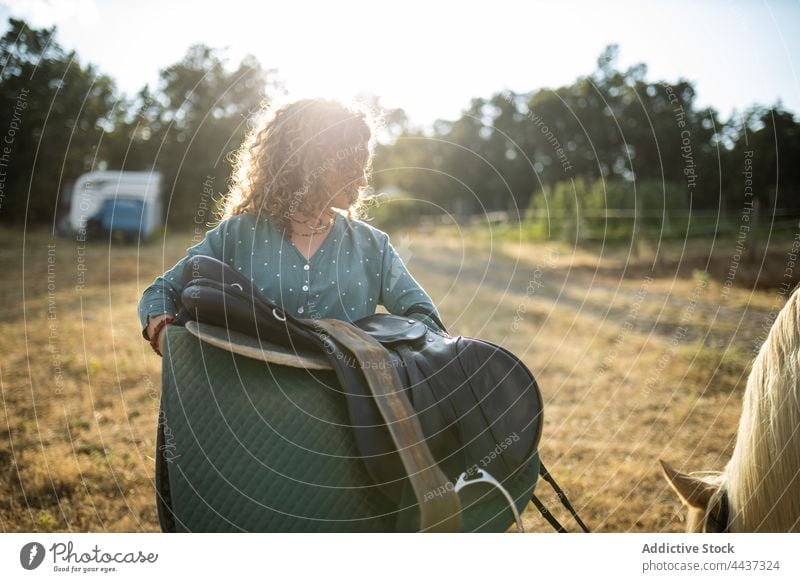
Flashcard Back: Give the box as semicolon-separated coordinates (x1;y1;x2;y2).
661;284;800;532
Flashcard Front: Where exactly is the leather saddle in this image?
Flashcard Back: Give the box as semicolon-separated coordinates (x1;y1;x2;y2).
164;254;544;532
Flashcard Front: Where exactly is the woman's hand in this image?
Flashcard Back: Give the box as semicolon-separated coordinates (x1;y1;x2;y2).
147;314;173;356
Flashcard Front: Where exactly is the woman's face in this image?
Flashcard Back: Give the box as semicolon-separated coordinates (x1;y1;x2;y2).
329;164;368;210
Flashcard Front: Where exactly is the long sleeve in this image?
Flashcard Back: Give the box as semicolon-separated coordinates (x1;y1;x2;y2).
378;233;446;333
138;218;229;338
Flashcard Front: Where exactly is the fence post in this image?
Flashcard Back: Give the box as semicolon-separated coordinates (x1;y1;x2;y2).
748;196;760;264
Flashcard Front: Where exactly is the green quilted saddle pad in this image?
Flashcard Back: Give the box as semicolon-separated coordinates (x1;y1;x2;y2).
159;327;539;532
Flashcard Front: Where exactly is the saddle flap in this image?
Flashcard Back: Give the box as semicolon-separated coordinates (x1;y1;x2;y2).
451;338;544;475
353;314;429;345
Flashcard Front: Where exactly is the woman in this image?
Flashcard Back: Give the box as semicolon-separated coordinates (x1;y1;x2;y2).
138;98;445;355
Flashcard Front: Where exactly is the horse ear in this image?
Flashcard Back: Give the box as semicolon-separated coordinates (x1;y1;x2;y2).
659;460;716;510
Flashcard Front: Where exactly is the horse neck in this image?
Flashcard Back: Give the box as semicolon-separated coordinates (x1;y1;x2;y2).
725;296;800;532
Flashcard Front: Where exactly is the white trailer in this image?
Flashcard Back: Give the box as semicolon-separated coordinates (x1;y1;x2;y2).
69;170;162;240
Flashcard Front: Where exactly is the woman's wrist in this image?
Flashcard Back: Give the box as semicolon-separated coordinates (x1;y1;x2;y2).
147;314;177;356
145;314;171;340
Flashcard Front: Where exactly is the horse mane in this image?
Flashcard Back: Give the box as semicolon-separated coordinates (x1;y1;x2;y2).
724;285;800;532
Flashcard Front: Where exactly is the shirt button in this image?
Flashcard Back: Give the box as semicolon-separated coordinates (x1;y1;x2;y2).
302;285;309;291
297;306;304;314
303;264;310;270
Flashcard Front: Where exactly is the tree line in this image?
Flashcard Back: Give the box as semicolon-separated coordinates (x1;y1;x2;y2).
372;45;800;230
0;17;277;228
1;17;798;233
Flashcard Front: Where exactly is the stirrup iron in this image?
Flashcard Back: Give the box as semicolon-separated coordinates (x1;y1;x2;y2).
454;468;524;533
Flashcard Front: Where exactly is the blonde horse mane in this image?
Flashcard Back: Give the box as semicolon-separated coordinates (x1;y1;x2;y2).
724;285;800;531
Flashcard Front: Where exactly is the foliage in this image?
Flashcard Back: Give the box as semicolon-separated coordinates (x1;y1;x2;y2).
527;177;692;242
0;18;282;228
0;18;116;225
372;45;800;227
2;19;798;234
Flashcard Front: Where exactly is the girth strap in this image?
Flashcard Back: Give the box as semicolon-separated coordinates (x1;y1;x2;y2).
531;460;591;533
312;319;462;532
530;493;567;532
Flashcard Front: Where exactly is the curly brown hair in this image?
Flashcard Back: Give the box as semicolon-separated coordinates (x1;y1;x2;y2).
221;98;376;237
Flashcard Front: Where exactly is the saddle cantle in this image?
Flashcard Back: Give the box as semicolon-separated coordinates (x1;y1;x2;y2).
157;254;544;532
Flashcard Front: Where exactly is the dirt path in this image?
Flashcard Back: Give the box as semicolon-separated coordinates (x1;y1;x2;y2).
407;239;777;351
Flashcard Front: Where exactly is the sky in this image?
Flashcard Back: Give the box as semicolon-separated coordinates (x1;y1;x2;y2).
2;0;799;129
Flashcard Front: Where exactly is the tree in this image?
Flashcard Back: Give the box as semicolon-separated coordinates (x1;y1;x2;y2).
0;18;117;227
107;45;284;227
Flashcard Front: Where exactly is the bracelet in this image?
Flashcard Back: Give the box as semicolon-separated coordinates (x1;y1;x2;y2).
149;315;178;356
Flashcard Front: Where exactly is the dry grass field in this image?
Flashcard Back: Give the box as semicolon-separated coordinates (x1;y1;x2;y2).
0;222;795;532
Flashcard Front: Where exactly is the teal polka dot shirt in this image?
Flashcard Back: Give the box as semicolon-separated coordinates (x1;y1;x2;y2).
138;211;444;335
